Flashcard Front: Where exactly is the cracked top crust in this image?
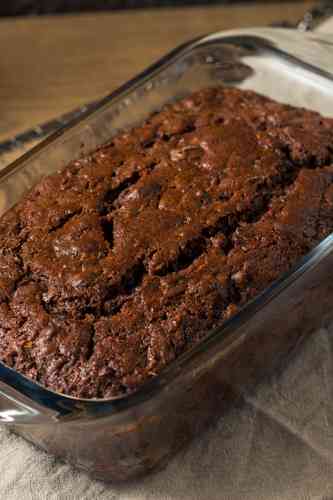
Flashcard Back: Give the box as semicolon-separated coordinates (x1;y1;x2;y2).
1;86;333;398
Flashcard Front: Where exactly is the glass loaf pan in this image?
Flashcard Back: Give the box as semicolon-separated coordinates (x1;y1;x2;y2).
1;27;333;482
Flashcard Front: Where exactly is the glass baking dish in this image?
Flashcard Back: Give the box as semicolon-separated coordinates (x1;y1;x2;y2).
1;27;333;482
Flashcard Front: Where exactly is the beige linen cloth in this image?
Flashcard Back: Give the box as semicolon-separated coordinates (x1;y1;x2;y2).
2;19;333;500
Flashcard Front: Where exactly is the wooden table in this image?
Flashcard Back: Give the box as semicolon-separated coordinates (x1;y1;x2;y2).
0;2;315;152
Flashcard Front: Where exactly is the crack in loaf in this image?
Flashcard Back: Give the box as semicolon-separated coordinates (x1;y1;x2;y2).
1;86;333;398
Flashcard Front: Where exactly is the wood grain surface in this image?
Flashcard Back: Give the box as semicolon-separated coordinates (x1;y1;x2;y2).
0;1;314;146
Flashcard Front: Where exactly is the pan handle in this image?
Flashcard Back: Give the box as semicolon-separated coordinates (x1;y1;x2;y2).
297;2;333;32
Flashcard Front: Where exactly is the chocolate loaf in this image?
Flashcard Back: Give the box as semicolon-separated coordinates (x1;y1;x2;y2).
1;86;333;398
